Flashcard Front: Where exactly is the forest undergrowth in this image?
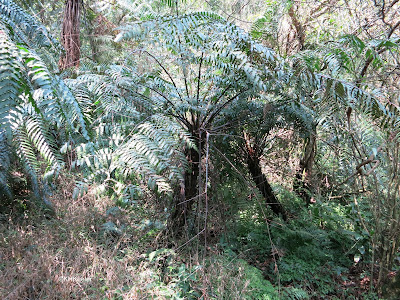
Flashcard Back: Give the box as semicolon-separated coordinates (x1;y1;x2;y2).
1;0;400;299
0;174;391;299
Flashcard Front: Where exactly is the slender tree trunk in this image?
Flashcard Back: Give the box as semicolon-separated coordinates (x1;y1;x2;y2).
246;153;287;220
59;0;81;70
244;133;287;220
294;127;316;205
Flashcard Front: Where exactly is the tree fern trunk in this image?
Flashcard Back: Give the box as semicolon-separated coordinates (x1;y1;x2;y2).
294;127;316;205
59;0;81;70
170;145;201;235
244;133;287;220
246;152;287;220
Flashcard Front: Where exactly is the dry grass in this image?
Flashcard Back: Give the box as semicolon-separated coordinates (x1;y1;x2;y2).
0;175;265;299
0;175;170;299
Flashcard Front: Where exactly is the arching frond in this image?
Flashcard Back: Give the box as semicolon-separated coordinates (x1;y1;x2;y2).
0;0;58;49
0;1;90;205
73;113;190;201
114;11;284;134
0;30;22;135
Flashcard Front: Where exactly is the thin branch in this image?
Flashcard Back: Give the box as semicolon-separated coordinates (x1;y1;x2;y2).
200;84;231;125
141;50;184;102
203;131;210;252
203;88;250;127
357;47;388;86
196;53;204;105
131;87;190;128
388;20;400;38
389;0;400;8
136;83;176;107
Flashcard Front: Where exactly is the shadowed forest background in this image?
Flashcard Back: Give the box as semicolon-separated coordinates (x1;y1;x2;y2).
1;0;400;298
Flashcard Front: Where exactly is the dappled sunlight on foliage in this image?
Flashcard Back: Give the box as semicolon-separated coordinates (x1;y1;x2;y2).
1;0;400;298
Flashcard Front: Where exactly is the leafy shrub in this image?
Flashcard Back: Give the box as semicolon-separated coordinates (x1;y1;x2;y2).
204;252;279;299
143;248;201;299
236;259;279;300
224;193;360;298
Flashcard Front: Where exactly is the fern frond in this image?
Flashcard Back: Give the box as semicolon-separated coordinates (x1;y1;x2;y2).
0;0;58;49
73;112;190;200
0;129;12;200
0;1;92;205
9;99;62;171
0;30;23;133
116;114;190;193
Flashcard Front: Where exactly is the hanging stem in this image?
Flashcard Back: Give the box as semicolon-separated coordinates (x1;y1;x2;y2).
204;131;210;252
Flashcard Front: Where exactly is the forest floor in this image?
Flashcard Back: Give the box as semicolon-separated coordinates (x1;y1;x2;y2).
0;176;393;299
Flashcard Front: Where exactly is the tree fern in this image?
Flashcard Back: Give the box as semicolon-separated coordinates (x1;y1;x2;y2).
38;6;397;231
0;1;89;207
113;12;288;226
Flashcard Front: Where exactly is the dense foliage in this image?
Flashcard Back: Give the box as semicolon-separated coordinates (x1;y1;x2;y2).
1;0;400;298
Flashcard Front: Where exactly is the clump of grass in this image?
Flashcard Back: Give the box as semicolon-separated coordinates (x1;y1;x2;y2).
199;252;279;299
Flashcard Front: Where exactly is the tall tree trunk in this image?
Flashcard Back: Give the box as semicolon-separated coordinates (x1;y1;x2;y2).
59;0;81;70
244;133;287;220
294;127;316;205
